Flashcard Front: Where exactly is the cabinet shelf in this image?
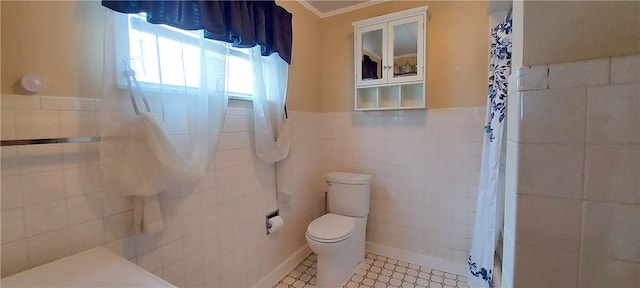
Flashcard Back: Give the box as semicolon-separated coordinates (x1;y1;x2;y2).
355;83;424;111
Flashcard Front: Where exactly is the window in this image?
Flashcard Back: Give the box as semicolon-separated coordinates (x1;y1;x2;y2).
114;13;254;99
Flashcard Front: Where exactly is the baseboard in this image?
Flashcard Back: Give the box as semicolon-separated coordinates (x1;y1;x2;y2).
365;242;467;276
253;245;312;288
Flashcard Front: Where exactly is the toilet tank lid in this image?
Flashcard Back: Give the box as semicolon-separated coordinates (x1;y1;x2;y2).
327;172;371;185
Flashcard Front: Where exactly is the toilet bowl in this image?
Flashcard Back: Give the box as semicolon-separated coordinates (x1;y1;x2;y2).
306;172;371;288
306;214;355;287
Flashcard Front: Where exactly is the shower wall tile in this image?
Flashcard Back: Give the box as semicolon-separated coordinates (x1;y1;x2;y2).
40;96;97;111
548;58;609;89
2;110;15;140
136;248;163;273
507;54;640;288
59;111;99;137
504;140;519;192
518;88;587;144
103;211;133;243
579;256;640;288
13;110;60;139
26;228;71;267
516;194;581;251
1;240;29;277
20;170;66;206
1;208;26;244
23;200;68;237
611;55;640;84
517;144;584;199
516;65;548;91
1;176;22;211
1;94;41;110
581;201;639;262
513;244;579;288
69;219;105;253
63;166;102;197
584;144;640;203
105;236;137;260
587;83;640;144
17;144;63;174
1;147;19;177
61;143;99;169
101;191;133;216
501;229;515;286
503;186;517;241
66;193;103;225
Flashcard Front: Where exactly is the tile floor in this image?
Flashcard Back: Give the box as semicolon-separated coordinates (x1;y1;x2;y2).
275;252;468;288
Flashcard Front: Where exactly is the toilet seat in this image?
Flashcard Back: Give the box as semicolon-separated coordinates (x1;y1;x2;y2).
306;214;354;243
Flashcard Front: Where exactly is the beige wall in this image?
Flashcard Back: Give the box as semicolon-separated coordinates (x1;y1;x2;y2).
320;0;489;112
522;1;640;66
0;1;324;112
1;1;488;111
276;1;324;112
1;1;104;97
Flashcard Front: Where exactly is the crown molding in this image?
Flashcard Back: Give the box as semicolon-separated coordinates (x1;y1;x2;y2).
297;0;391;19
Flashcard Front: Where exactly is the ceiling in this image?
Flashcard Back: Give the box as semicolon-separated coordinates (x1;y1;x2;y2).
298;0;389;18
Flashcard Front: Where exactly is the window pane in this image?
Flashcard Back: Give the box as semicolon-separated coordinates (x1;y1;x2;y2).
129;30;160;84
157;36;186;86
204;49;227;91
123;14;254;97
182;44;200;88
228;55;253;96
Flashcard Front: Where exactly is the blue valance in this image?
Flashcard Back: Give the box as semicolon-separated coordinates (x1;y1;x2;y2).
102;0;293;64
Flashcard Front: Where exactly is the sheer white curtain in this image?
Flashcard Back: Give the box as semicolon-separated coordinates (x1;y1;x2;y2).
100;11;228;234
250;46;290;164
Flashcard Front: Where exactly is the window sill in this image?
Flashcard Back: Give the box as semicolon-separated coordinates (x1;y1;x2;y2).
228;95;252;102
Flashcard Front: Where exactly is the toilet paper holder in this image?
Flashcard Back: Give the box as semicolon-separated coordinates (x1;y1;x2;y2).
266;209;280;235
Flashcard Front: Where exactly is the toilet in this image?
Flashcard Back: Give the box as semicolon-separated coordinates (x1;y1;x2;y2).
306;172;371;288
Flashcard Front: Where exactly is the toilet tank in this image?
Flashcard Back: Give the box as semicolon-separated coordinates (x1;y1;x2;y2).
327;172;371;217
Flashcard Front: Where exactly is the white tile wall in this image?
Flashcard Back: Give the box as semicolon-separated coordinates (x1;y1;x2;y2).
320;107;484;265
0;95;325;288
584;145;640;203
519;88;587;144
517;143;585;199
516;65;548;91
587;83;640;144
515;194;581;251
513;244;579;287
581;201;639;263
548;58;610;89
0;90;489;287
611;55;640;84
506;55;640;287
579;256;640;287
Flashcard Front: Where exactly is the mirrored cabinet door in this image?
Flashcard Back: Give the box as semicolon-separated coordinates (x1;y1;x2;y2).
387;15;424;83
356;23;387;86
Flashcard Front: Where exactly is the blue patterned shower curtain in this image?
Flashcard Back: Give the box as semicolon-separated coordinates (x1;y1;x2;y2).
468;17;512;288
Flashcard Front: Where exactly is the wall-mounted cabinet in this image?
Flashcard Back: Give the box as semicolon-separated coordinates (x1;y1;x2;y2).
353;6;429;111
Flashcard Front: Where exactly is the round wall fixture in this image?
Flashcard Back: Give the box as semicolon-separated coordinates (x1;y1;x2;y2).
20;75;45;93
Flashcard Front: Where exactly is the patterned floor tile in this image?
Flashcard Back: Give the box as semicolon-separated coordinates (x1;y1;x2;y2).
274;252;468;288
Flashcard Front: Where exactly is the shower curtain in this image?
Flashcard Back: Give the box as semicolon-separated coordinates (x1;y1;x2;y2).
468;17;512;288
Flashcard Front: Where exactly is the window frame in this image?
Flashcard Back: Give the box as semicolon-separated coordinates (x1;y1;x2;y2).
113;13;253;101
